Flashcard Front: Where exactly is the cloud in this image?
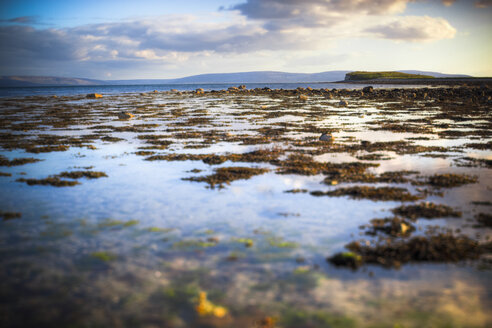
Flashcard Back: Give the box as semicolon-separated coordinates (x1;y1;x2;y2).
229;0;410;30
475;0;492;8
0;26;82;61
0;16;40;24
0;1;461;78
441;0;456;6
365;16;456;42
0;14;327;78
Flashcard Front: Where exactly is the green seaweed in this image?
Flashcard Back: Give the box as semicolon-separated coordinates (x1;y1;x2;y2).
91;251;117;262
98;219;139;228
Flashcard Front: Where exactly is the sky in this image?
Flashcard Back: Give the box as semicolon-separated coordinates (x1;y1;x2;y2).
0;0;491;79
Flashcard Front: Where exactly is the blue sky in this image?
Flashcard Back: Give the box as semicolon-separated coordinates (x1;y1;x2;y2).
1;0;491;79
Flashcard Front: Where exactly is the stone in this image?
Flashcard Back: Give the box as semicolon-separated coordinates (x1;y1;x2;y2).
118;112;134;120
298;94;308;101
319;133;333;141
86;93;103;99
339;100;348;106
362;86;374;93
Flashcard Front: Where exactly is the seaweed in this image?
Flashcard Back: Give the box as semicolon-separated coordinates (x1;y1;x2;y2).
275;154;378;176
425;173;478;188
475;213;492;228
0;156;42;167
183;167;269;188
17;177;80;187
57;171;108;179
363;217;415;237
90;251;117;261
333;233;486;268
0;211;21;221
392;202;462;219
311;186;422;201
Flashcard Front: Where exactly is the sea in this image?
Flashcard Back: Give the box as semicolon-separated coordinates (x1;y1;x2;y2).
0;82;425;98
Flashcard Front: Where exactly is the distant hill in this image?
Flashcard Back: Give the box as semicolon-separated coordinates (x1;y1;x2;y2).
345;71;436;81
0;70;472;87
110;71;351;85
0;76;106;87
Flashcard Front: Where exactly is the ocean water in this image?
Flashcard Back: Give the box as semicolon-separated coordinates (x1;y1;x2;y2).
0;82;426;98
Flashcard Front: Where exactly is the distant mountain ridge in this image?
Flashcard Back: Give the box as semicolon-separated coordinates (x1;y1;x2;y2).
0;76;106;87
0;70;472;87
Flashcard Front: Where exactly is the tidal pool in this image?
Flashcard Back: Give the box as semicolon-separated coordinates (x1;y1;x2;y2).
0;87;491;327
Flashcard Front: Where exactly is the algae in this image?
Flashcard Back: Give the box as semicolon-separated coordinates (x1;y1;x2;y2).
392;203;462;219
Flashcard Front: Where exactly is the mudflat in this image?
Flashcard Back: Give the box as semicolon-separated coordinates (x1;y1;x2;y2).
0;84;491;327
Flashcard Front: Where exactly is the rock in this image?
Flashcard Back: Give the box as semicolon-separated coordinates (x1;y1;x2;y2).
228;87;239;92
327;252;362;269
86;93;102;99
170;89;178;92
298;94;308;101
339;100;348;106
118;112;134;120
319;133;333;141
238;85;246;90
362;86;374;93
306;87;313;91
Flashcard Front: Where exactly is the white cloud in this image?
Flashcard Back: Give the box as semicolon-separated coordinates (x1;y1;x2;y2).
365;16;456;42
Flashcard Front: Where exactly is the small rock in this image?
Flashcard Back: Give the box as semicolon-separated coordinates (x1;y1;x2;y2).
86;93;103;99
339;100;348;106
362;86;374;93
319;133;333;141
118;112;134;120
298;94;308;101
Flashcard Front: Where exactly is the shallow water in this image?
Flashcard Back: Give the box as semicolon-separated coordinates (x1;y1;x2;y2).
0;88;491;327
